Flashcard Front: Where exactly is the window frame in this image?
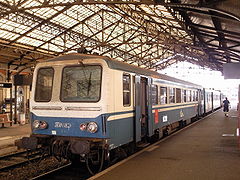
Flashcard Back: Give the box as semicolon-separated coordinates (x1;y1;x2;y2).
176;88;181;103
34;67;54;102
160;86;168;105
151;84;158;105
169;87;176;104
182;89;187;102
189;90;192;102
192;91;196;101
123;73;131;107
196;90;199;101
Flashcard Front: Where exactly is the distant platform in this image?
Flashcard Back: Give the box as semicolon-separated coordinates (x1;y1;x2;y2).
0;124;30;156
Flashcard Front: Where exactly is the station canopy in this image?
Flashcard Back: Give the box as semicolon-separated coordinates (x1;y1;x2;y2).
0;0;240;72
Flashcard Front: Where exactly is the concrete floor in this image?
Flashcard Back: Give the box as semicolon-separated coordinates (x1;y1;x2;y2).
91;109;240;180
0;124;30;155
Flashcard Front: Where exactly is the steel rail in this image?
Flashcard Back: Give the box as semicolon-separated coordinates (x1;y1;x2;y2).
31;163;72;180
0;150;46;172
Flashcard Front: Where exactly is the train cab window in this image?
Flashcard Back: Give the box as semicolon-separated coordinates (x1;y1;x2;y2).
61;65;102;102
176;88;181;103
151;85;158;105
160;86;167;104
123;74;131;106
169;87;175;104
35;67;54;102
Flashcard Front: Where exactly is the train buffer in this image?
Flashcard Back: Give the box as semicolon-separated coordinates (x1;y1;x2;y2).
0;114;12;128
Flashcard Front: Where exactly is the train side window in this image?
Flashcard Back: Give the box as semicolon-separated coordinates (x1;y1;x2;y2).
193;91;196;101
151;84;158;105
196;91;199;101
182;89;187;102
35;67;54;102
160;86;167;104
186;90;190;102
123;74;131;106
169;87;175;104
189;90;192;102
176;88;181;103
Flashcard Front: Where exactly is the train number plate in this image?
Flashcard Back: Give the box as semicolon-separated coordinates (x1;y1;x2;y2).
163;115;168;122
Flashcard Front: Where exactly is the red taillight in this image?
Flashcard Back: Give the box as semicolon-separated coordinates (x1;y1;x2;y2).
40;121;48;129
80;123;87;131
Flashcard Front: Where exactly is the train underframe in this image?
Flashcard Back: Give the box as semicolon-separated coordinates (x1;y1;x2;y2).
15;117;197;174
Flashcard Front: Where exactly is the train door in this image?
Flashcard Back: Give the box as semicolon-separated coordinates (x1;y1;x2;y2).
134;76;148;142
198;89;204;116
211;92;214;111
203;88;206;114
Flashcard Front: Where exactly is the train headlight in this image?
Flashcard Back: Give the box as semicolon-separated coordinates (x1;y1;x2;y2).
33;120;48;129
33;120;40;129
80;123;87;131
87;122;98;133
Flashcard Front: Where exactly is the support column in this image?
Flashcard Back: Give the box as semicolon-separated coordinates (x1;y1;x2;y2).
14;85;17;124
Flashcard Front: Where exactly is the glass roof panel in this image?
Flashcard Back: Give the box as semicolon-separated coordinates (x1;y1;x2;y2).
0;29;19;40
19;0;41;8
70;5;96;21
31;29;55;40
47;43;64;52
28;33;53;44
0;21;32;35
40;43;65;52
17;36;44;47
65;41;77;48
51;14;79;28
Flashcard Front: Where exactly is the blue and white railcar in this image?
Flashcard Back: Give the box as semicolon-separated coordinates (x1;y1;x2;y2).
150;75;202;137
29;53;138;155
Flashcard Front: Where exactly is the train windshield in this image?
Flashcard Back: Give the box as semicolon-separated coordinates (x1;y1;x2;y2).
61;65;102;102
35;67;54;102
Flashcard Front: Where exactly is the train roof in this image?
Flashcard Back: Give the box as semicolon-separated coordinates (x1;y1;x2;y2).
46;53;202;89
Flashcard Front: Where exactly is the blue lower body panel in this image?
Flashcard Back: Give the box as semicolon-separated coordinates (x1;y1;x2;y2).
31;113;108;139
152;106;197;130
107;117;134;149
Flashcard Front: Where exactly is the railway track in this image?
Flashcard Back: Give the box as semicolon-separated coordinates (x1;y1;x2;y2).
0;149;46;172
31;163;92;180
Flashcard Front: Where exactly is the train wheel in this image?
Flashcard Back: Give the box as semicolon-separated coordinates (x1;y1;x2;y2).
125;142;136;156
70;154;85;167
85;148;105;175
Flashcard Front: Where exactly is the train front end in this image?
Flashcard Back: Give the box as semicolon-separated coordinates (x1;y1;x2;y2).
16;54;110;163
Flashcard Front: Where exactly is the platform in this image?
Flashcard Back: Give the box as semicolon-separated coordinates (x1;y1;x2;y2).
90;108;240;180
0;124;31;156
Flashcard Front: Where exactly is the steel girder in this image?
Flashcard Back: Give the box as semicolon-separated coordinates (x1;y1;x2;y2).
0;0;239;72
